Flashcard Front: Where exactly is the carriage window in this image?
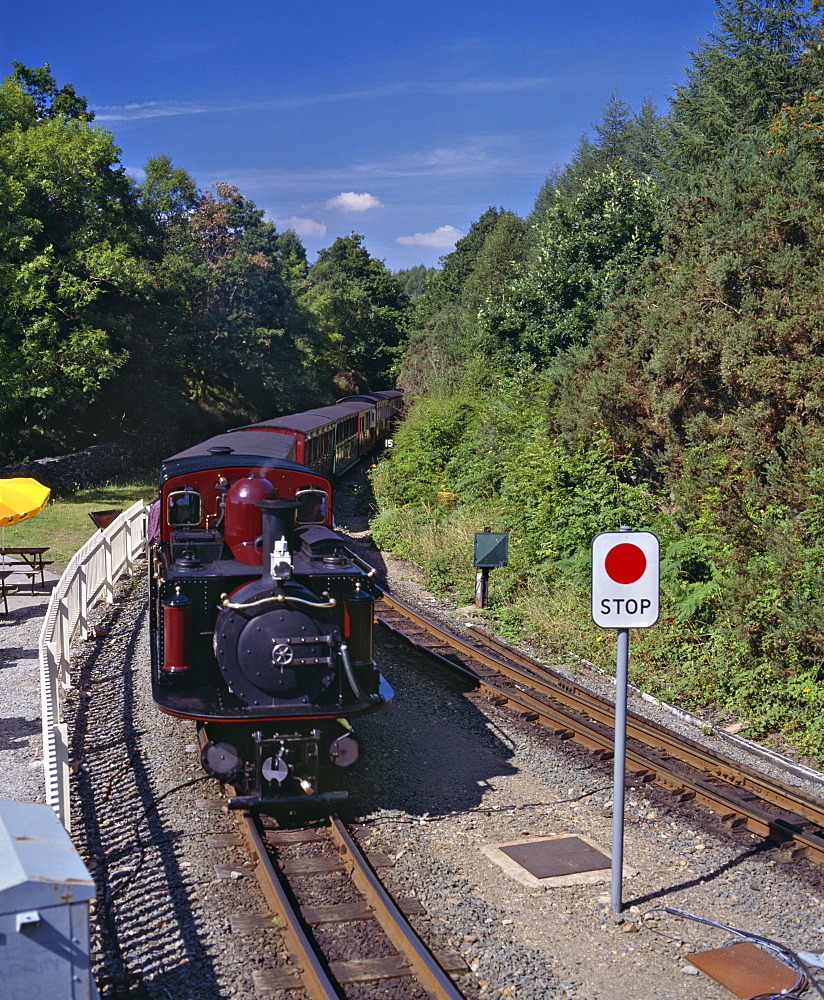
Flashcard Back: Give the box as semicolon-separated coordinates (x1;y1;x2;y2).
167;488;202;526
296;489;327;524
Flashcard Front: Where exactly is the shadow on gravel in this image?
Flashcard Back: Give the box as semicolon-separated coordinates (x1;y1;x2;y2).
71;592;221;1000
347;629;520;819
0;602;51;626
0;714;40;748
0;645;38;664
333;463;522;818
627;841;774;909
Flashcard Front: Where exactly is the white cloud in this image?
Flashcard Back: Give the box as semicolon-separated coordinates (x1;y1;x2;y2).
276;216;327;240
396;225;463;249
124;165;146;182
92;101;216;121
326;192;384;212
91;75;556;123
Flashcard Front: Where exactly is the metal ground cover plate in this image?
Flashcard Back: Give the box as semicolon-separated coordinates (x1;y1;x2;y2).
685;941;801;998
480;834;635;888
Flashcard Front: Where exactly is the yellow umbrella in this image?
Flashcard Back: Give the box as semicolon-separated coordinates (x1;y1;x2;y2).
0;478;50;526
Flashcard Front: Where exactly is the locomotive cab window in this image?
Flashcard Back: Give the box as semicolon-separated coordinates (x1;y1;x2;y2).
296;489;327;524
167;488;202;526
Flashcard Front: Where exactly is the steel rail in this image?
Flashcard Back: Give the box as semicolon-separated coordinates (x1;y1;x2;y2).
469;625;824;824
326;816;467;1000
237;805;468;998
237;809;340;1000
375;589;824;863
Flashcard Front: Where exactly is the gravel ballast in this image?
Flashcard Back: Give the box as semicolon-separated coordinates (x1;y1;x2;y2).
6;537;824;998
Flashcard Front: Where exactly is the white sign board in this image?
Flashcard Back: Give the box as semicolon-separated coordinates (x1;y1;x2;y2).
591;531;660;629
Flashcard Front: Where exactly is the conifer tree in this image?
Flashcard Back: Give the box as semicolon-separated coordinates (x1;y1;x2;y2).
665;0;820;174
531;93;666;223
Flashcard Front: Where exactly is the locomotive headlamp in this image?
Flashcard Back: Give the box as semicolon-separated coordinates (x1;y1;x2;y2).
270;536;292;580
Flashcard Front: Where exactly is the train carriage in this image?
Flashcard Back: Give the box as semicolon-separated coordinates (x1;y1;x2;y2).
229;413;337;476
337;390;403;446
230;398;379;476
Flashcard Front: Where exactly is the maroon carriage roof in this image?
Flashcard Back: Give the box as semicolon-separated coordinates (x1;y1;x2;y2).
231;413;336;434
163;430;298;463
234;400;374;436
305;401;374;420
337;390;403;404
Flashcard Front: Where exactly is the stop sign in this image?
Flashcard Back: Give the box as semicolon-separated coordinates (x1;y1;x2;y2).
592;531;659;628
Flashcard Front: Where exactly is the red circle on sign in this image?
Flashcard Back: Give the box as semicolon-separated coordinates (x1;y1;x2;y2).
605;543;646;584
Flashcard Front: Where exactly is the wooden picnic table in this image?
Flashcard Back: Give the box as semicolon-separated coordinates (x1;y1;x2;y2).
0;547;53;590
0;570;13;613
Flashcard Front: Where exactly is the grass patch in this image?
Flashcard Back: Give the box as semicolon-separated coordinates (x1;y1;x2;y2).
2;477;157;567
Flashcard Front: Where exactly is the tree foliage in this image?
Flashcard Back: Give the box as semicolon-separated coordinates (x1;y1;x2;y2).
375;0;824;756
0;66;151;454
531;94;667;222
302;234;409;394
484;168;663;361
665;0;818;173
398;209;529;398
0;65;415;460
178;183;321;414
394;264;434;300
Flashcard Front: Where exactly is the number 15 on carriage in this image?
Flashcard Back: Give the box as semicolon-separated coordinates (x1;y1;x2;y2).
591;530;660;629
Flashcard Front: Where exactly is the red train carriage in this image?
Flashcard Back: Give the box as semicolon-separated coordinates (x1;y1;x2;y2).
230;389;404;477
229;412;338;476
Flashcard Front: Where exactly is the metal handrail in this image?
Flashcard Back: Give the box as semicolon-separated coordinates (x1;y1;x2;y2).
38;500;148;830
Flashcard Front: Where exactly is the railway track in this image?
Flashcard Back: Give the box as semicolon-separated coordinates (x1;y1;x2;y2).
374;588;824;866
233;807;469;999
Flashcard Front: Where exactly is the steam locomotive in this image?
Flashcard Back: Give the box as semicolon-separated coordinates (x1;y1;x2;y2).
149;391;402;808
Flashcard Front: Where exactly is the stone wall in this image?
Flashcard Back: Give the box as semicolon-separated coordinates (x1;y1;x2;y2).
0;440;137;494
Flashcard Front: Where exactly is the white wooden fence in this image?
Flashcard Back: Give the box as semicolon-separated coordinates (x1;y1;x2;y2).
39;500;148;829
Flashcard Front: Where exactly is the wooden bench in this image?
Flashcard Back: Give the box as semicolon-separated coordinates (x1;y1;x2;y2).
0;548;52;590
8;564;41;595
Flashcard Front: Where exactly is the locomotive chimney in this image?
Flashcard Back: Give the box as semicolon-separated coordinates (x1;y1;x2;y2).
257;498;301;580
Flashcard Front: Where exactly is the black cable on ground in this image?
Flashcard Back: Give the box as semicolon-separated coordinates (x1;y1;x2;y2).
663;905;824;1000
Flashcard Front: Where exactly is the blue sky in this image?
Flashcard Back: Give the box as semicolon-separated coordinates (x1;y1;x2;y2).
5;1;720;272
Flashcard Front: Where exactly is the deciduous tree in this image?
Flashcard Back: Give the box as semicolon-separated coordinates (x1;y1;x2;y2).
303;234;409;393
0;65;151;456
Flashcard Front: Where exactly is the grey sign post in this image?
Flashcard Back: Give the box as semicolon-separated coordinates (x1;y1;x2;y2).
473;529;508;608
591;527;660;913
